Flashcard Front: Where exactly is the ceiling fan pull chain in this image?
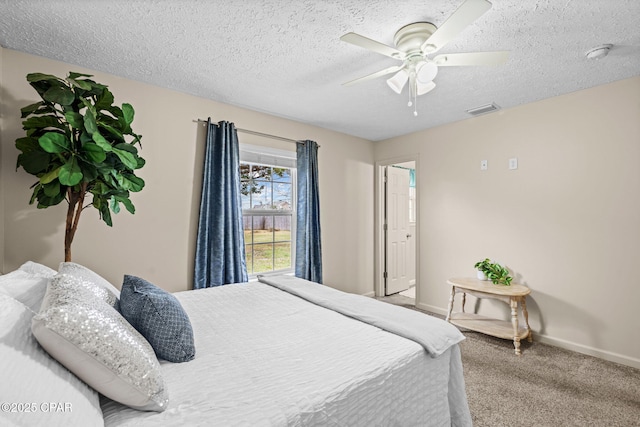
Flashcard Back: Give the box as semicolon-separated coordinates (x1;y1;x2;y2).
408;71;418;116
408;71;416;108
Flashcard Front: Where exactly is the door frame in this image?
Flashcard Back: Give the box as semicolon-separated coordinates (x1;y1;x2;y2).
374;154;420;300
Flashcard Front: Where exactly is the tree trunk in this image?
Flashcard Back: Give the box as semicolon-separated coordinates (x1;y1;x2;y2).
64;184;87;262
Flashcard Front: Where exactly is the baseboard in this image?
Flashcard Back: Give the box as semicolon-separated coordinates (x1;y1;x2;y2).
418;303;448;316
536;334;640;370
417;303;640;370
409;279;416;286
362;291;375;298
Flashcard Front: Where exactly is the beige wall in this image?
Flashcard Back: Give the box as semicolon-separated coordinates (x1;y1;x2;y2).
0;47;4;273
0;49;375;295
375;76;640;368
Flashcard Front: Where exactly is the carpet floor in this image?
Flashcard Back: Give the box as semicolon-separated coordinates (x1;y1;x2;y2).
377;294;640;427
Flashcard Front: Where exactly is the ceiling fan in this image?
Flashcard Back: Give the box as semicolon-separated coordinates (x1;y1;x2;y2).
340;0;508;116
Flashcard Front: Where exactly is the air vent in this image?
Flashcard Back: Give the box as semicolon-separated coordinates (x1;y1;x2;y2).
466;103;500;116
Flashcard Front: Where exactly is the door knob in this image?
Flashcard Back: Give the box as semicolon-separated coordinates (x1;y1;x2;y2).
406;234;412;238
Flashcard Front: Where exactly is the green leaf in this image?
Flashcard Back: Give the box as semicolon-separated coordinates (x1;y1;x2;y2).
22;115;62;130
84;110;98;134
78;160;99;183
136;156;146;169
18;151;51;174
122;173;145;192
111;194;135;214
40;167;61;184
110;197;121;214
26;73;61;83
117;196;135;214
36;190;66;208
43;180;61;197
29;184;41;205
43;86;75;105
82;143;107;163
122;103;135;125
68;72;93;79
20;102;45;118
112;147;137;170
108;105;123;119
83;80;107;97
99;203;113;227
98;123;125;142
58;157;83;186
68;78;92;91
15;137;40;154
95;88;115;111
131;133;142;147
64;111;84;128
114;143;138;155
38;132;70;153
91;181;110;195
92;132;113;152
80;131;93;145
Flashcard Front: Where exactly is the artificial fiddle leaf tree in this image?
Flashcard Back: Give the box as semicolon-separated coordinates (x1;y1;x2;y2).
15;72;145;261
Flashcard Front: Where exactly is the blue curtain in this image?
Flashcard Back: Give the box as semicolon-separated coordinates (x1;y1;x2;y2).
295;140;322;283
194;119;248;288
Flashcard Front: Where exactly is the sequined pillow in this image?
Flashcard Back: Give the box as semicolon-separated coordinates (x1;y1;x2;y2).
58;261;121;307
119;275;195;363
32;273;169;412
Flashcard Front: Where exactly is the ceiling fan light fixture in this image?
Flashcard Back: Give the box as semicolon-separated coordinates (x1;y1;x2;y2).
416;61;439;84
417;80;436;96
387;69;409;94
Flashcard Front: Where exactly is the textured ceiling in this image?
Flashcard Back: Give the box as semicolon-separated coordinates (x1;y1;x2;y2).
1;0;639;141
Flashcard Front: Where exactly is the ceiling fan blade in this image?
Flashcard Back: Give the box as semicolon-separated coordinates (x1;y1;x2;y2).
434;51;509;66
421;0;492;53
342;65;404;87
341;32;406;60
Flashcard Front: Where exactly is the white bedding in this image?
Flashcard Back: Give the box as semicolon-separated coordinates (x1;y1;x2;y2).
101;282;471;426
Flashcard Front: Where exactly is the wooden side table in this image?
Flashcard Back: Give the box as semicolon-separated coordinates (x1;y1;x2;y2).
446;277;532;355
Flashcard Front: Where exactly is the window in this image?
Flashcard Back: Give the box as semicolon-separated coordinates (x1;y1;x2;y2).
240;146;296;276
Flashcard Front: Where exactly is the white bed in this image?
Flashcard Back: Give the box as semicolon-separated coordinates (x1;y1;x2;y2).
1;262;472;427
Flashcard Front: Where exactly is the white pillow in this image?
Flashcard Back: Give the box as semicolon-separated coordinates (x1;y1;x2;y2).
32;273;169;412
0;261;56;312
17;260;57;277
0;294;103;427
58;262;121;301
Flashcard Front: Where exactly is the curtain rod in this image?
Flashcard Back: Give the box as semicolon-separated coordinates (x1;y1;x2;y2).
194;119;306;145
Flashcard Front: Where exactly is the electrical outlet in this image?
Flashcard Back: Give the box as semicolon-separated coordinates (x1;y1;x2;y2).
480;160;488;171
509;158;518;170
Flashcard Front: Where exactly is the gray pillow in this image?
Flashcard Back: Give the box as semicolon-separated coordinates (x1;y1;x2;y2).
119;275;195;363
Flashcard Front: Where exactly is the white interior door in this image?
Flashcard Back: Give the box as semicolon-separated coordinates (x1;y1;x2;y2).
385;166;411;295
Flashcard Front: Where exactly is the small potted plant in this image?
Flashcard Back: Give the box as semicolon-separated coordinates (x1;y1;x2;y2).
474;258;513;286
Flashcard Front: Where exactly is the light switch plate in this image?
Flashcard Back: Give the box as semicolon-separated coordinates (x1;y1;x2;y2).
481;160;488;170
509;158;518;170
